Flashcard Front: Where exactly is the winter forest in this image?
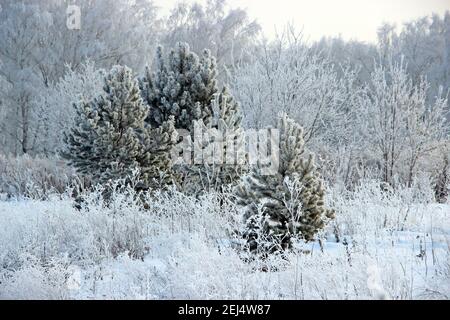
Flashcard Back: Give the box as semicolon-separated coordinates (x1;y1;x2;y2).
0;0;449;300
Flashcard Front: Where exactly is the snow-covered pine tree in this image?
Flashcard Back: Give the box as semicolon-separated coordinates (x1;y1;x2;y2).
138;116;178;190
182;87;245;194
63;65;177;192
140;42;245;194
140;42;218;131
235;113;335;255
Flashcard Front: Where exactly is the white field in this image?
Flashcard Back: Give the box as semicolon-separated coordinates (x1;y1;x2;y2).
0;182;449;300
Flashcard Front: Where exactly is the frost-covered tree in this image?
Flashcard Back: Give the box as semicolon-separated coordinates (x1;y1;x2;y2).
180;87;244;194
230;29;360;146
359;58;448;186
307;15;450;187
0;0;161;155
0;2;54;155
0;58;12;151
140;42;220;130
311;35;378;85
434;144;450;203
230;29;362;187
63;65;177;190
235;114;335;255
141;43;244;194
138;117;179;190
376;13;450;108
37;62;105;155
162;0;261;80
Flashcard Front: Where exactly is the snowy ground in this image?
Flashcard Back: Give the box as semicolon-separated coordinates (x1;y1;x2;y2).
0;183;449;300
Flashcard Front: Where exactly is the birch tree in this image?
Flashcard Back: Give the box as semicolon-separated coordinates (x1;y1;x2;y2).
360;58;448;186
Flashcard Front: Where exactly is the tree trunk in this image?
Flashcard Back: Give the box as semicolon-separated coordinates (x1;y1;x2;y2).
21;102;29;154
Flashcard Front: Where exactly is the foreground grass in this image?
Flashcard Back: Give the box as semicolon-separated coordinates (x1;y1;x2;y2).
0;183;449;299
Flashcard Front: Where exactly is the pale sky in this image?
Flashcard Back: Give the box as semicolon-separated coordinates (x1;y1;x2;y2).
154;0;450;43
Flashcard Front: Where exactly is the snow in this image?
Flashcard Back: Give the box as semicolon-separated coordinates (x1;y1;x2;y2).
0;184;448;300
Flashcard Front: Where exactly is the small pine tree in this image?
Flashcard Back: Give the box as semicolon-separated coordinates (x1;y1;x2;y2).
63;65;177;192
141;43;245;194
235;113;335;255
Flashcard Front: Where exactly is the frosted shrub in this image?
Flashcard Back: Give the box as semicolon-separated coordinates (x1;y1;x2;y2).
0;183;242;288
0;154;84;199
0;255;71;300
327;177;448;241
